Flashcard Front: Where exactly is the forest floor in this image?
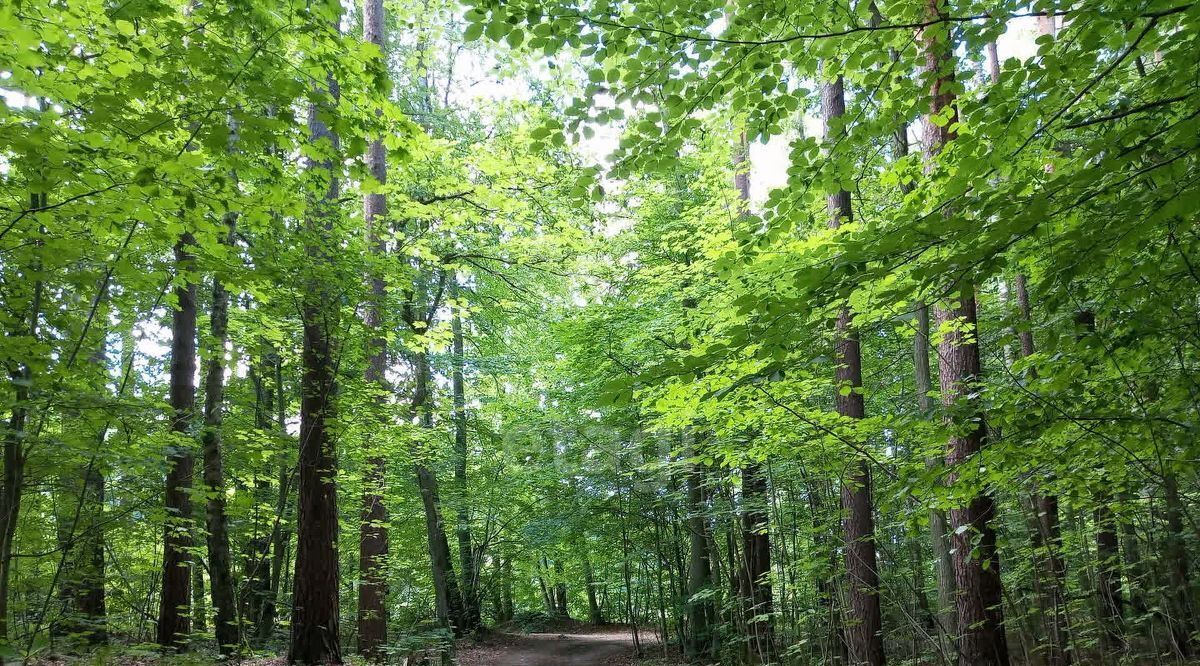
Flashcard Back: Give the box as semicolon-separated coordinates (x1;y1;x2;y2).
457;625;677;666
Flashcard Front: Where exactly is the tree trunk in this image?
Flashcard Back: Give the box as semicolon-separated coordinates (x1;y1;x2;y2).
288;67;343;665
921;3;1009;664
58;306;109;646
740;462;774;664
158;234;197;651
202;220;240;654
357;0;389;658
1094;500;1125;652
684;438;716;659
0;221;41;642
500;558;514;622
413;350;464;633
554;559;569;616
259;353;290;645
1162;471;1195;657
451;289;480;632
583;549;604;625
822;70;886;666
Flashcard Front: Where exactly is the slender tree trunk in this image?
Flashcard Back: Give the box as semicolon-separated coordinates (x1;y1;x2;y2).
500;558;514;622
288;65;343;665
451;289;480;632
921;3;1009;664
822;69;886;666
741;462;775;664
0;216;42;641
583;548;605;625
915;304;958;660
158;234;197;651
1162;471;1195;657
554;559;569;616
201;220;240;654
1094;500;1125;653
413;350;464;633
685;436;716;659
259;353;289;645
192;553;207;633
356;0;389;657
57;311;109;644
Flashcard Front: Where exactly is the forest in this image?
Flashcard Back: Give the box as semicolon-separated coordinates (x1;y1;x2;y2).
1;0;1198;664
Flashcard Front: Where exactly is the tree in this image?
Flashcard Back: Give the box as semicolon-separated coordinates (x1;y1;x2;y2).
157;235;197;651
357;0;390;657
289;16;344;662
200;219;240;653
822;70;885;666
920;2;1007;664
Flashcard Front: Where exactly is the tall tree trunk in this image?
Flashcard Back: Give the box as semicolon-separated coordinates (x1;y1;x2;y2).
201;220;240;654
57;310;109;645
244;353;274;646
288;65;343;665
357;0;389;657
921;2;1009;664
413;350;464;633
258;352;289;645
1094;500;1125;653
684;437;716;660
916;303;957;660
822;69;886;666
158;234;197;651
740;462;775;664
451;289;480;632
1162;471;1195;657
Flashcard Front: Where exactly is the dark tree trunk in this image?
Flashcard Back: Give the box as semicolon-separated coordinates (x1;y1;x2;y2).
244;352;274;645
288;70;343;665
1094;500;1125;652
740;463;774;664
921;3;1009;664
357;0;389;658
158;234;197;651
1162;471;1195;657
684;438;716;660
451;291;480;632
500;559;514;622
583;549;604;625
259;353;290;645
822;70;886;666
554;559;569;616
202;220;240;654
413;350;463;633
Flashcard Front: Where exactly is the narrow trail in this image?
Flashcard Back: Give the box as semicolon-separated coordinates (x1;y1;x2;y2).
458;627;657;666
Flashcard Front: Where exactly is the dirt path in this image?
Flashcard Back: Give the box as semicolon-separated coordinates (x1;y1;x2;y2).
458;628;654;666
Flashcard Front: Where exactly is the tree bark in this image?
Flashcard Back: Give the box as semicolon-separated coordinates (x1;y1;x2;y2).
921;2;1009;664
201;220;240;655
288;67;343;665
451;288;480;632
684;436;716;660
357;0;389;657
1162;471;1195;657
740;463;774;664
157;233;197;651
0;211;42;641
413;349;464;633
822;70;886;666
